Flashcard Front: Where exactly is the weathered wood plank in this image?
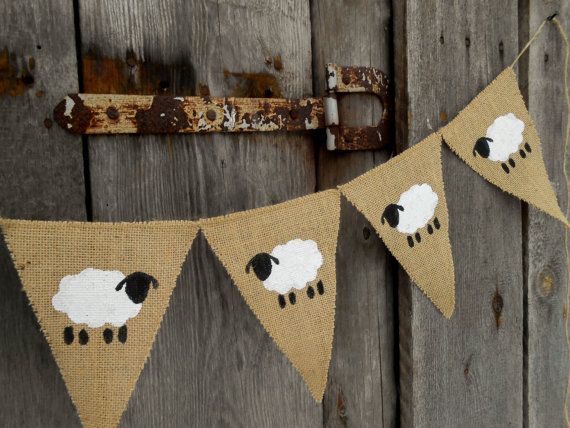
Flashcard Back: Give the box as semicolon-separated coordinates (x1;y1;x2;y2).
526;2;570;426
79;0;321;426
311;1;397;426
394;2;524;426
0;0;85;425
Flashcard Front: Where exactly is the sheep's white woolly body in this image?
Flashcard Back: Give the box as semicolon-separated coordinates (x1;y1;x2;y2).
262;239;323;294
485;113;525;162
52;268;142;328
396;184;438;234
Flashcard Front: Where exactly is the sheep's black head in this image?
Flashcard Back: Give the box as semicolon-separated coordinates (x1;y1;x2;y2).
381;204;404;228
116;272;159;304
245;253;279;281
473;137;492;158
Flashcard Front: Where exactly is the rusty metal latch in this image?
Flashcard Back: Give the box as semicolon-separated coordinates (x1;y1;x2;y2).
54;64;390;151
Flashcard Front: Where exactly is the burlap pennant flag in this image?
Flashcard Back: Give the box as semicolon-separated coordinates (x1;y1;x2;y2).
201;190;340;401
441;67;569;226
0;219;198;428
339;133;455;317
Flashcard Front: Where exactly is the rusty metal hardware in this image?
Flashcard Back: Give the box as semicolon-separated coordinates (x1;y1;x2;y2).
53;64;390;151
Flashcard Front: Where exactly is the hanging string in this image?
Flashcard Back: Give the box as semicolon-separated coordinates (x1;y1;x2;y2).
511;12;570;426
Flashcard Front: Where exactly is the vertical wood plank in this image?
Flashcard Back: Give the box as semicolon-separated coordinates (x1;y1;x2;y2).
78;0;321;426
394;2;524;426
526;2;570;426
0;0;85;425
311;1;397;426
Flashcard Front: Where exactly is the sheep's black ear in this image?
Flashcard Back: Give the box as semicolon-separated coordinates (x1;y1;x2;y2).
397;205;404;211
270;255;280;265
115;278;126;291
149;276;159;288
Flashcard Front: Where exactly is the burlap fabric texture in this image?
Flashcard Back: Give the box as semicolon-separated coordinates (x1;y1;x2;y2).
0;219;198;428
339;133;456;317
201;189;341;401
442;66;569;227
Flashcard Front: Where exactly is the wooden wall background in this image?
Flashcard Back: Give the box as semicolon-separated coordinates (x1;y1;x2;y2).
0;0;568;426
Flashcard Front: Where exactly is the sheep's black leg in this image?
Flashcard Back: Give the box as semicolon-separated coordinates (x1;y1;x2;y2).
289;292;296;305
78;329;89;345
64;326;74;345
103;328;113;344
317;280;325;295
501;163;510;173
525;142;532;153
508;158;516;168
118;325;127;344
434;217;441;230
427;224;434;234
278;294;286;309
415;232;421;243
519;149;526;158
407;236;414;248
307;285;315;299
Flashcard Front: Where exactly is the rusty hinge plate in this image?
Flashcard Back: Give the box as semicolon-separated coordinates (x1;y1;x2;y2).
53;64;391;151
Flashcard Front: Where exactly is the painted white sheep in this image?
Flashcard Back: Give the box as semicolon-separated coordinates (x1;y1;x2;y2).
381;183;440;248
473;112;531;173
245;238;324;308
52;268;158;345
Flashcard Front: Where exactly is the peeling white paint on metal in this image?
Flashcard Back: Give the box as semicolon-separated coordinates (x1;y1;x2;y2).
304;117;318;130
326;64;337;91
197;112;212;131
323;96;339;126
223;105;236;130
326;128;336;150
64;96;75;118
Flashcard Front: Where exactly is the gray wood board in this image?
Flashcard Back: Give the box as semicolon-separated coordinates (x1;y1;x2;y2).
79;0;321;426
394;1;524;426
0;0;85;426
526;1;570;426
311;0;397;426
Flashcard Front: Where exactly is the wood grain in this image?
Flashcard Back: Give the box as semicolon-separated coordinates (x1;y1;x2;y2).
394;1;524;426
0;0;85;426
311;1;397;426
526;2;570;426
79;0;321;426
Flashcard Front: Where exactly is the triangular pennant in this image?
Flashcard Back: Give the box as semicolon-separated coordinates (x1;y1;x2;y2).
441;67;569;226
339;134;455;317
0;219;198;428
201;190;340;401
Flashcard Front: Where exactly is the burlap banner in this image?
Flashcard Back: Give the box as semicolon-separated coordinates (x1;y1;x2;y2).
0;219;198;428
339;133;455;317
441;67;569;227
201;190;341;401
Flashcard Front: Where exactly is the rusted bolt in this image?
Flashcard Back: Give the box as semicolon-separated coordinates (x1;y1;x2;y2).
363;226;371;240
289;109;299;120
342;74;351;85
206;109;216;121
439;111;448;122
43;118;53;129
106;106;120;120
